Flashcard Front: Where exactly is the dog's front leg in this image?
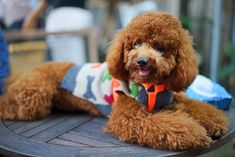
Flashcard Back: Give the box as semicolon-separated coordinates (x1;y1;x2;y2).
174;93;228;138
104;93;212;150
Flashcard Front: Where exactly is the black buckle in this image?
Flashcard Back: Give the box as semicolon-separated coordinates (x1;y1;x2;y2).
147;85;155;93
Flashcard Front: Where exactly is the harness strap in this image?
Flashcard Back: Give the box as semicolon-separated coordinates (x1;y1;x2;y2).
142;83;165;112
112;79;121;103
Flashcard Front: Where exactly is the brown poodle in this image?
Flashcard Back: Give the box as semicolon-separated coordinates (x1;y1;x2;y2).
0;12;228;150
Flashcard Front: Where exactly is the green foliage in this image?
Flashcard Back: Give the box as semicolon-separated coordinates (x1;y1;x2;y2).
180;15;192;31
180;16;213;31
218;43;235;80
219;65;235;80
224;43;235;61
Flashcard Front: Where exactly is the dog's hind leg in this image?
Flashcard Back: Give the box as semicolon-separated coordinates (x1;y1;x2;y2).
104;93;212;150
53;89;102;117
0;62;73;120
0;73;53;120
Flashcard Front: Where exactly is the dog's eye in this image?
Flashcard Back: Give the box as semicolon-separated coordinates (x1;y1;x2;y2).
154;44;166;53
133;42;141;49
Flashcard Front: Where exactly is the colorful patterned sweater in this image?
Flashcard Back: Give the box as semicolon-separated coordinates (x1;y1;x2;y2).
61;63;173;117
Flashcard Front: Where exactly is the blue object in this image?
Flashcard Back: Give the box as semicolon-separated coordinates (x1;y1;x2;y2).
186;75;232;110
0;28;10;94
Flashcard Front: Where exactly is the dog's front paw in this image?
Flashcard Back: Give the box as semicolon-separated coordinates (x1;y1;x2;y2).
165;123;212;150
175;98;229;139
203;112;228;138
148;114;212;150
188;102;228;138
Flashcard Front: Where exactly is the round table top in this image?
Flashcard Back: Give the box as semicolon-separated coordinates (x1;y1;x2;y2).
0;107;234;157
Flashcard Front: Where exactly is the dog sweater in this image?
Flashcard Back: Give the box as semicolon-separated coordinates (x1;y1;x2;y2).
61;63;173;117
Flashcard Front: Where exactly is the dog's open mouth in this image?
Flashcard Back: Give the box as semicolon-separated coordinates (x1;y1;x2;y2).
138;69;151;77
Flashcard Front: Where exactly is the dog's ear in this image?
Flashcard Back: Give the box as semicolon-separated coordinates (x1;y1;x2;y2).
106;30;129;80
165;30;198;92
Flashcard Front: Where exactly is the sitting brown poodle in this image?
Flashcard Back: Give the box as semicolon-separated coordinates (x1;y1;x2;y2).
0;12;228;150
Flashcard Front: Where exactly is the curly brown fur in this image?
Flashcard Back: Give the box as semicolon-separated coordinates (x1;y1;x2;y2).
0;12;228;150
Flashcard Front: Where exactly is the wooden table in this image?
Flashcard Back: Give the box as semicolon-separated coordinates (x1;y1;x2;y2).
0;107;234;157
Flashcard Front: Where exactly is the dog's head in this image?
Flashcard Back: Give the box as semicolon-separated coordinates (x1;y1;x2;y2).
106;12;198;92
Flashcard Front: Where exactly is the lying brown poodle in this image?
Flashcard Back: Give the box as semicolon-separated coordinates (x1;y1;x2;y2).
0;12;228;150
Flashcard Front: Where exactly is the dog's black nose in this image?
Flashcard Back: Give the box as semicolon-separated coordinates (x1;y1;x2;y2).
137;57;148;67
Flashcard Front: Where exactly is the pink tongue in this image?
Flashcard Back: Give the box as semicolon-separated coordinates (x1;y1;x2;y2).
139;70;150;77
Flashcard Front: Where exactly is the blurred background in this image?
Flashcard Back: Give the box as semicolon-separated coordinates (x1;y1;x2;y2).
0;0;234;156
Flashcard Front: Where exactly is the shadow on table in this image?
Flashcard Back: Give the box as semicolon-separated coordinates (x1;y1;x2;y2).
200;140;235;157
